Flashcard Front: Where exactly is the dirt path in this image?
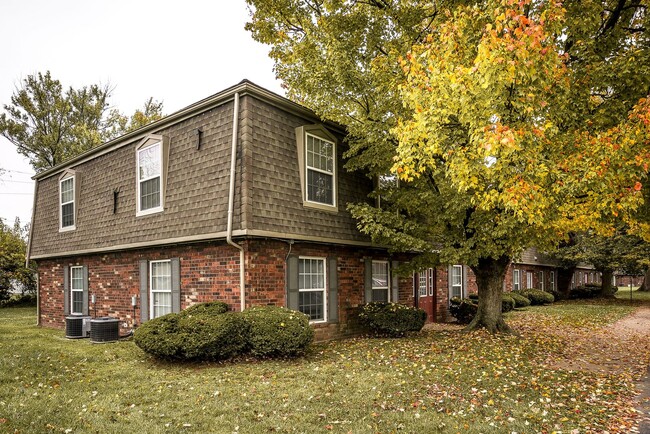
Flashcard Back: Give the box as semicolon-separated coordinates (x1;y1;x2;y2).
548;307;650;433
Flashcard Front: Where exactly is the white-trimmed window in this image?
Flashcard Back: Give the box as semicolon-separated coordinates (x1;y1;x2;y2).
70;266;84;314
150;260;172;319
419;271;427;297
299;257;327;322
371;260;390;302
451;265;463;298
526;272;533;289
59;175;75;231
550;271;555;292
571;274;576;288
539;271;545;290
305;133;336;207
137;140;163;215
428;268;434;296
513;269;520;291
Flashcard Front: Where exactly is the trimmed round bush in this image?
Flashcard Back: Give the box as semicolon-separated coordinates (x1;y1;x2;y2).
134;311;249;361
133;313;185;359
242;306;313;357
359;302;427;337
508;292;531;308
177;312;249;360
449;297;477;324
180;301;230;317
514;288;554;305
501;294;515;313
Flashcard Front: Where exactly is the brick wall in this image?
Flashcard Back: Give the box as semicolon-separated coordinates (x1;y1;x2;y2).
36;239;415;341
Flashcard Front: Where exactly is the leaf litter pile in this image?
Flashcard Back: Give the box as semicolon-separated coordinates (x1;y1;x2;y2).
1;302;649;433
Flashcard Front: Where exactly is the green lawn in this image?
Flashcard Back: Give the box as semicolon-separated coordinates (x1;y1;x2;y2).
0;304;646;433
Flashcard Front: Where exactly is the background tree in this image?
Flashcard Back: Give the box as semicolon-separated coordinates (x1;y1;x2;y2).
247;0;650;332
0;218;35;301
0;71;163;172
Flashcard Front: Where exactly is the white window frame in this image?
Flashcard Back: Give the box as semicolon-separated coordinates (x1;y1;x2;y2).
59;175;76;231
70;266;83;314
428;268;434;296
371;260;390;302
513;269;520;291
419;271;427;297
451;265;463;299
550;271;555;292
150;259;172;319
298;256;327;324
136;140;164;216
526;272;533;289
304;132;336;208
539;271;545;291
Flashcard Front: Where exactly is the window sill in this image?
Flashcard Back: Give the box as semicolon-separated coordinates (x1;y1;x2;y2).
136;207;164;217
303;200;338;213
59;225;76;233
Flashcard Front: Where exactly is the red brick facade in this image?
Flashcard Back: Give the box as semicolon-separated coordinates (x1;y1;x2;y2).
36;239;418;341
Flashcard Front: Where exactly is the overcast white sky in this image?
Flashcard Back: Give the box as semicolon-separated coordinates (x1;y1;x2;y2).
0;0;283;226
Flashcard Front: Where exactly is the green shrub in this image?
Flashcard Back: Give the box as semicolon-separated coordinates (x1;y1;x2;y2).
449;297;477;324
177;312;250;360
180;301;229;317
513;288;555;305
501;294;515;312
133;313;185;359
508;292;531;308
242;306;314;357
359;302;427;337
0;293;36;308
569;286;597;299
468;293;479;301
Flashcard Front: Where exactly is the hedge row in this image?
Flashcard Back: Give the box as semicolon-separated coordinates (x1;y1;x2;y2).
134;302;313;361
450;288;555;323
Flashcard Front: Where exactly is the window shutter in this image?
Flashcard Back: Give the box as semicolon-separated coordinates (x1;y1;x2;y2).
286;255;299;311
463;266;468;298
391;261;399;303
328;257;338;322
171;258;181;313
82;266;89;315
63;265;70;315
364;258;372;303
412;272;418;308
139;260;149;323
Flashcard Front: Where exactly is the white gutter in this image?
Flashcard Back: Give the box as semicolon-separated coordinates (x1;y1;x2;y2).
226;92;245;312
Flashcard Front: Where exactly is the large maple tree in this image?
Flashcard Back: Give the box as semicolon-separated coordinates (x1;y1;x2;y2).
247;0;650;332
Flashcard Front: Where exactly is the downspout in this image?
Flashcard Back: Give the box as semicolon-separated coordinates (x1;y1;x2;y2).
26;180;38;325
226;92;245;312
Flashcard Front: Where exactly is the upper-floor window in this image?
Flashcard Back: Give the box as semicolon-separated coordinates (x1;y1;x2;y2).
305;133;335;206
295;125;338;212
137;139;163;215
59;174;76;231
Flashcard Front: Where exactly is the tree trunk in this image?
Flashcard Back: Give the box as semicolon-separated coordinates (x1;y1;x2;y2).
638;269;650;292
465;255;512;334
598;269;616;298
556;266;576;300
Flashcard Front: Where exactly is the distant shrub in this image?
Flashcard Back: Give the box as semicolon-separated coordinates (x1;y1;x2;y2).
513;288;554;305
0;293;36;308
501;294;515;312
177;312;250;360
508;292;531;308
180;301;229;317
449;297;477;324
569;286;597;299
359;302;427;337
242;306;314;357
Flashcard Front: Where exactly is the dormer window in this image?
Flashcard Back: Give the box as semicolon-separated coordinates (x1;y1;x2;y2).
295;125;338;212
59;172;76;231
136;135;168;216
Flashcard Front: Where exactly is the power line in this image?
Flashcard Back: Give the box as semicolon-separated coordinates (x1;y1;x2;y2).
0;193;33;195
0;179;34;184
1;169;34;176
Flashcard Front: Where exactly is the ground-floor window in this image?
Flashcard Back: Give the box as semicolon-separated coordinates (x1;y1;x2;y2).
513;269;520;291
526;272;533;289
538;271;545;290
150;260;172;319
371;260;390;302
70;266;84;314
550;271;555;292
299;257;327;322
450;265;463;299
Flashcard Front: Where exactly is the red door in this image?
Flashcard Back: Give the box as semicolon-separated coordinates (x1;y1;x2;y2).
415;269;436;322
